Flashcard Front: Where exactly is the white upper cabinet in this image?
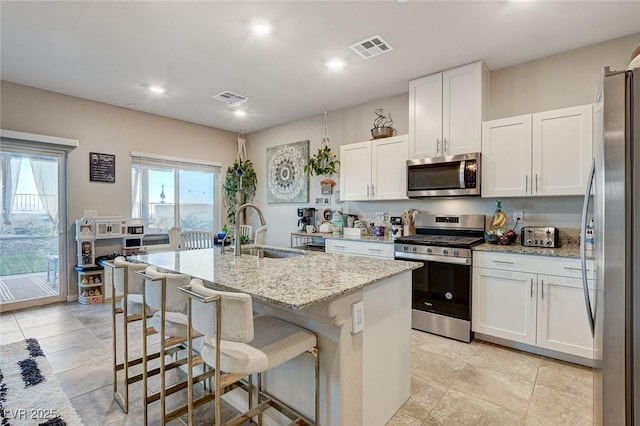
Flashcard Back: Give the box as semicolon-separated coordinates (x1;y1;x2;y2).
340;135;408;201
409;61;488;159
482;104;593;197
532;105;593;196
481;115;533;197
409;73;442;158
340;141;371;201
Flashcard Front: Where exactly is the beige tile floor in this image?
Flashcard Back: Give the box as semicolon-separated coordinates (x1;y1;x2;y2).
0;302;593;425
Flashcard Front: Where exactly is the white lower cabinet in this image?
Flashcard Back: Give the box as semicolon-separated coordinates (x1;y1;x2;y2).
325;239;394;259
472;268;537;344
536;274;595;359
472;252;594;359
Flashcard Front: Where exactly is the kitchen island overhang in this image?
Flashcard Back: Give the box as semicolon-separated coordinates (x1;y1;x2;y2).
132;246;420;425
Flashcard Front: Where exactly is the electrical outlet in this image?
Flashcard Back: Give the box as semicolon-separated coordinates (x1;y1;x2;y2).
513;211;524;222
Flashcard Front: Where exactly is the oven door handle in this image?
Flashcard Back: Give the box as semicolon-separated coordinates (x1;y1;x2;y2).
395;252;471;266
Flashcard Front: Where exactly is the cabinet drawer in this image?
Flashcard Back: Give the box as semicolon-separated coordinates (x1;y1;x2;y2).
473;251;595;279
325;239;394;259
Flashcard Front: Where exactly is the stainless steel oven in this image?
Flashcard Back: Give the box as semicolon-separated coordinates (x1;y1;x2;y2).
394;214;485;342
407;152;480;198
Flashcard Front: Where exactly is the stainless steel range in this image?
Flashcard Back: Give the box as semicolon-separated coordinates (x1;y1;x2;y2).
394;214;485;342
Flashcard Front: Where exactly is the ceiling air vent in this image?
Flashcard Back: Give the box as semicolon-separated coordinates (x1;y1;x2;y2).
212;91;248;106
350;35;393;59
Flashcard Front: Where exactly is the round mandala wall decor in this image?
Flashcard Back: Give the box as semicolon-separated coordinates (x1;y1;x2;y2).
266;140;309;203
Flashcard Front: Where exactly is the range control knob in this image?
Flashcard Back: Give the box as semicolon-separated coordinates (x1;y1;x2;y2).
443;249;449;255
426;248;432;254
453;250;459;256
403;245;408;251
412;247;418;252
545;240;552;246
526;239;533;245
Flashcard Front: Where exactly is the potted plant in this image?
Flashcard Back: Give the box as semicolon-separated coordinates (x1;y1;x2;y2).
305;145;339;177
223;159;257;225
305;110;340;177
320;178;336;194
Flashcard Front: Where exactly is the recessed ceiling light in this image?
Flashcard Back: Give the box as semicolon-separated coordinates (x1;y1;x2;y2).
327;59;345;70
234;110;247;117
252;23;272;36
149;86;167;94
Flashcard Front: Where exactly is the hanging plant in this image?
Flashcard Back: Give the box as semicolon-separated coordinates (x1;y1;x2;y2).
305;110;340;177
305;145;339;176
223;159;257;225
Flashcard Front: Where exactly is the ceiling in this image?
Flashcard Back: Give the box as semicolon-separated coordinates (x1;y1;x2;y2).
1;1;639;134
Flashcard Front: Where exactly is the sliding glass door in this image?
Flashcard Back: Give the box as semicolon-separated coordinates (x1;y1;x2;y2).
0;141;67;311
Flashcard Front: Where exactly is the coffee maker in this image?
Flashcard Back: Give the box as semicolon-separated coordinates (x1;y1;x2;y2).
297;208;316;231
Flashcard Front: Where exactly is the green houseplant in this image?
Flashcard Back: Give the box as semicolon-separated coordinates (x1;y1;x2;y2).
305;110;339;177
305;145;339;176
223;159;257;225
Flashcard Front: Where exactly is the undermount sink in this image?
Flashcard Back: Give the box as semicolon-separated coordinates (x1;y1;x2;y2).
241;247;305;259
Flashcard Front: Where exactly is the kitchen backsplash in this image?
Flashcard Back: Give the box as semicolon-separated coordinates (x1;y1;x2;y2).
337;196;586;238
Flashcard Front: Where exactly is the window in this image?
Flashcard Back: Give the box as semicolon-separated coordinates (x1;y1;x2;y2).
131;152;221;234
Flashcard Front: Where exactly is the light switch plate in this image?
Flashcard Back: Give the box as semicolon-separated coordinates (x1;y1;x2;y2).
351;301;364;334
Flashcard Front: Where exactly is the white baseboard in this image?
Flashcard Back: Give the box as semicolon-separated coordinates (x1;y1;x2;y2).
67;295;78;302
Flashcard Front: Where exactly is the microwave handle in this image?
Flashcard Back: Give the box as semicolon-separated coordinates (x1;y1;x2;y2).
459;160;466;189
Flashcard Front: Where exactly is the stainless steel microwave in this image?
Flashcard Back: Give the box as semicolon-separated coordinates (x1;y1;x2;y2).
407;152;481;197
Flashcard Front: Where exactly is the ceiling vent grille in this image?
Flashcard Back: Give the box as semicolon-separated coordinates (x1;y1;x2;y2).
350;35;393;59
212;91;248;106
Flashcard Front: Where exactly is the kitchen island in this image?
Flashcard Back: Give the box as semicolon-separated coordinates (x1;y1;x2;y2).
133;246;420;425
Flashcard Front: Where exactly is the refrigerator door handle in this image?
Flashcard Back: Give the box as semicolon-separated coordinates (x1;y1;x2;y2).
580;158;596;337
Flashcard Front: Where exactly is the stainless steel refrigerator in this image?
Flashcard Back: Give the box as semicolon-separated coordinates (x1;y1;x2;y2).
582;66;640;425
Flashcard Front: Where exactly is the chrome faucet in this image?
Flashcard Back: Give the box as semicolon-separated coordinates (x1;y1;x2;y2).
234;203;267;256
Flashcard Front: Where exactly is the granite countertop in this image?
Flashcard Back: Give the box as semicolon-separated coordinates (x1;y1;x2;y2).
132;245;418;310
473;237;583;258
291;231;395;244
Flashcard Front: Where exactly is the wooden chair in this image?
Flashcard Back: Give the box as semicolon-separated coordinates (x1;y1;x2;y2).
254;225;267;245
237;224;253;242
168;227;183;251
181;230;214;250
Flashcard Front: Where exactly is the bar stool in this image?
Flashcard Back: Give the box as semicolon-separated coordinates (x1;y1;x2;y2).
178;279;319;426
103;256;149;413
137;267;209;425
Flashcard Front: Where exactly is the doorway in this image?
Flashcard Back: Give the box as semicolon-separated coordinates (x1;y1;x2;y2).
0;140;68;311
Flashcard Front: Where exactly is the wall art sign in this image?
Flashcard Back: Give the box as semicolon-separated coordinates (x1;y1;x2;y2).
266;140;309;203
89;152;116;183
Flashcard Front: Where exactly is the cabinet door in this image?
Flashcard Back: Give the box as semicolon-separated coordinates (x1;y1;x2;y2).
481;115;532;197
371;135;408;200
443;62;485;156
95;220;123;238
472;267;537;344
536;274;594;359
409;73;442;159
340;142;372;201
532;104;593;196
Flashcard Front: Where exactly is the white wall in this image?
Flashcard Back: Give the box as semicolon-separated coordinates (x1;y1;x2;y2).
247;33;640;248
0;81;238;296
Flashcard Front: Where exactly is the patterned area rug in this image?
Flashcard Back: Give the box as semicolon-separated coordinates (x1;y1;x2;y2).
0;338;83;425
